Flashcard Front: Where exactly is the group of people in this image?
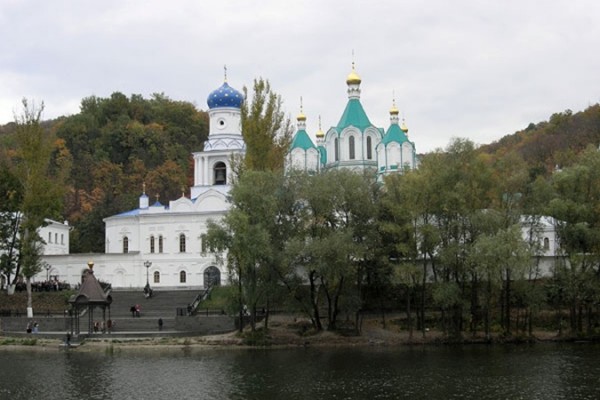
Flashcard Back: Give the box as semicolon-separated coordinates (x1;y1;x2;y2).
93;320;113;333
14;279;70;293
130;304;141;317
26;321;39;333
143;284;153;299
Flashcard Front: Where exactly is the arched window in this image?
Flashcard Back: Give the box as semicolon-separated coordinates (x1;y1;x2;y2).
214;162;227;185
179;271;187;283
366;136;372;160
349;136;355;160
543;237;550;250
123;236;129;253
150;236;155;253
334;138;339;161
158;235;163;253
179;234;186;253
153;271;160;283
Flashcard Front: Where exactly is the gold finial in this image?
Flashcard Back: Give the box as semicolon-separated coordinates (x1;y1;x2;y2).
155;193;160;203
87;260;94;270
142;181;146;194
316;115;324;138
346;52;361;85
181;187;185;198
224;65;228;82
390;92;399;115
297;96;306;121
401;118;409;134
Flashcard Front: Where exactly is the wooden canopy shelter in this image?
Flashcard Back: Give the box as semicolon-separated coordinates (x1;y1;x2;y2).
68;261;112;335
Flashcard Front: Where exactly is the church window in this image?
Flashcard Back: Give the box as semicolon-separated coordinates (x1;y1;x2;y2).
543;237;550;250
150;236;155;253
55;233;58;243
179;234;186;253
48;232;52;243
349;136;355;160
158;235;163;253
123;236;129;254
214;162;227;185
153;271;160;283
180;270;187;283
61;234;64;245
334;138;339;161
367;136;372;159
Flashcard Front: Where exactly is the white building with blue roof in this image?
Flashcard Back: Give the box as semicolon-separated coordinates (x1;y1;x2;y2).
39;75;246;289
286;64;417;180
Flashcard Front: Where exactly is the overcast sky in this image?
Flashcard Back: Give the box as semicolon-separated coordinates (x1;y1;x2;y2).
1;0;599;153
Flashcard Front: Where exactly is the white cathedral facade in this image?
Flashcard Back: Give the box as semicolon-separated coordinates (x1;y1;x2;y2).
286;64;417;177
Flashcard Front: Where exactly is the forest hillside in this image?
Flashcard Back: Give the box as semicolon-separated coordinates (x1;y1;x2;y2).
1;97;599;253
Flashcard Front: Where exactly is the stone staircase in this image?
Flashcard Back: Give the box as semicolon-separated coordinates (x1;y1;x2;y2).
107;289;201;332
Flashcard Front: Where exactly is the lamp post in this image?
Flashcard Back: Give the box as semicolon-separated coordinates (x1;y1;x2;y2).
45;263;51;281
144;260;152;286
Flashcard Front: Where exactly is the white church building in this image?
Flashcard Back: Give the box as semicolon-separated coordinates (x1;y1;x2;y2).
286;63;417;178
39;77;245;289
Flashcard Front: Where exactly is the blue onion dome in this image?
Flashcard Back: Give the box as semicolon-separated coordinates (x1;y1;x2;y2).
207;82;244;109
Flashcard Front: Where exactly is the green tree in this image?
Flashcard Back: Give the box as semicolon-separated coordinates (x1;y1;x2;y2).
203;170;296;332
470;223;532;338
381;165;441;338
546;145;600;334
241;78;293;172
291;170;380;331
0;163;23;290
12;99;66;314
423;139;494;337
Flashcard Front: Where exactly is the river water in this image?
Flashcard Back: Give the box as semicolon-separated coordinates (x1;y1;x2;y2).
1;343;599;400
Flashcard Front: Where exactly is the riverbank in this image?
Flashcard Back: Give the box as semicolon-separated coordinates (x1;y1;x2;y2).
1;315;589;353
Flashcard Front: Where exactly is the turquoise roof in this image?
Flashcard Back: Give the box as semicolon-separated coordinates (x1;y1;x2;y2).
336;99;372;131
290;129;316;151
381;124;410;145
318;145;327;165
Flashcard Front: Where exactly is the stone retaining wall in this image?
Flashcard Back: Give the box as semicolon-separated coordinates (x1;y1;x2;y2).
174;315;234;334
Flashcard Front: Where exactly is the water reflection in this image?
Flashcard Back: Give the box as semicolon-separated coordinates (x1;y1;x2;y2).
1;344;599;400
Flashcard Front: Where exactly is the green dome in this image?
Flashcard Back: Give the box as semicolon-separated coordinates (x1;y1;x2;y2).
381;124;410;145
336;99;372;131
290;129;316;151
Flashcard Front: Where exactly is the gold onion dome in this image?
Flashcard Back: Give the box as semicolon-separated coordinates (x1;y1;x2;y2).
401;120;409;133
390;99;399;115
346;63;362;85
316;115;324;138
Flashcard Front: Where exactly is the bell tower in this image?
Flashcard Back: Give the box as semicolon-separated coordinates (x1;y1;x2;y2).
190;68;246;199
